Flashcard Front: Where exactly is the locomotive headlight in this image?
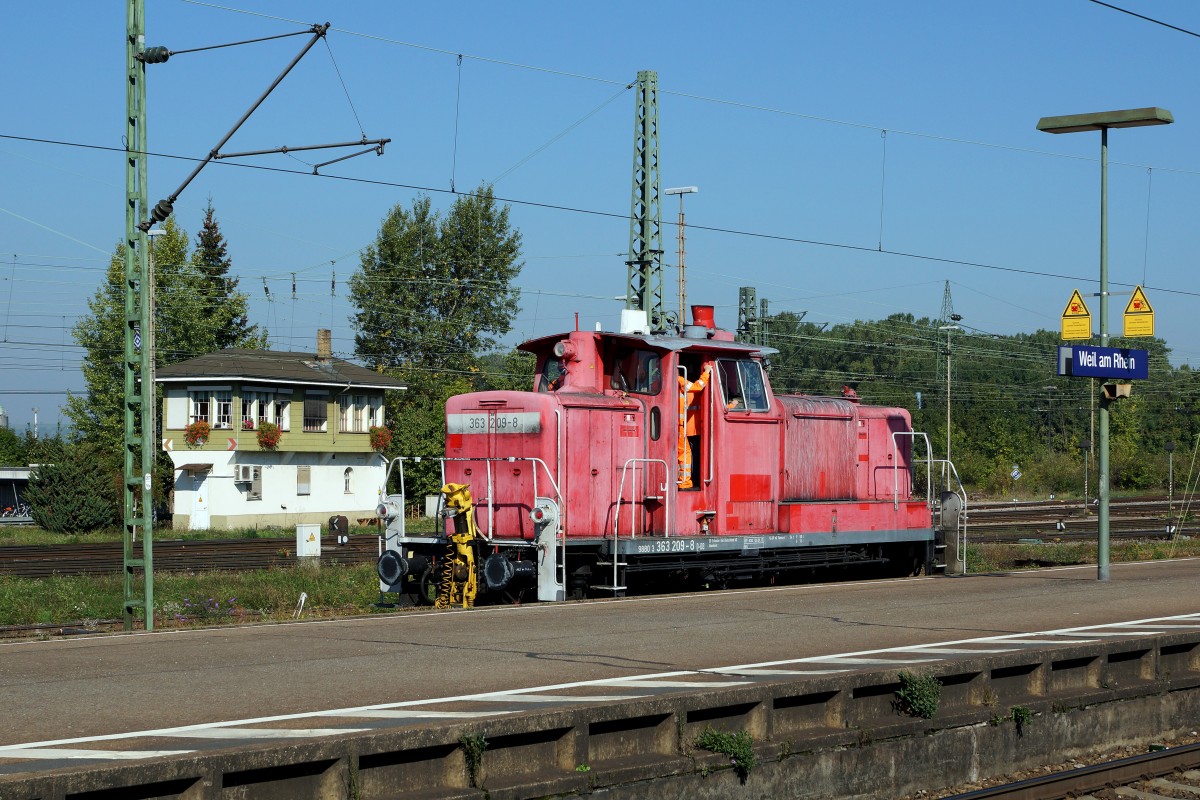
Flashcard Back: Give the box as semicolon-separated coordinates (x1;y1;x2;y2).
376;497;402;520
552;340;577;361
529;498;559;529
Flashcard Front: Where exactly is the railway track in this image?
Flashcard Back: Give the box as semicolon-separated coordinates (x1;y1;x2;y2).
0;496;1192;579
0;534;381;578
947;742;1200;799
967;496;1192;544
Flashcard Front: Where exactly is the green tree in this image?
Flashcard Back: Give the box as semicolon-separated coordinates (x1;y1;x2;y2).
66;212;264;453
350;184;522;373
24;441;120;533
0;427;22;467
349;184;524;501
192;201;259;349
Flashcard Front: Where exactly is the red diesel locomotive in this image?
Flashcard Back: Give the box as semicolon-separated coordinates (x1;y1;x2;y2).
376;305;953;606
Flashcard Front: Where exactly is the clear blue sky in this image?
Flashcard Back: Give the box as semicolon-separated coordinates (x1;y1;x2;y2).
3;1;1199;433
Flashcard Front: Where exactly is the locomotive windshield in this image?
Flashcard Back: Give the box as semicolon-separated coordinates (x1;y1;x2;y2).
717;358;769;411
610;349;662;395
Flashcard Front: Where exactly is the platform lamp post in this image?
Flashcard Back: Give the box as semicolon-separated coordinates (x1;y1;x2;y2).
1079;438;1090;512
937;315;962;465
1166;440;1176;534
664;186;697;330
1037;107;1174;581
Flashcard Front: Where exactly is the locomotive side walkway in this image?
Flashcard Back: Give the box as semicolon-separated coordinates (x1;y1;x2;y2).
2;559;1199;798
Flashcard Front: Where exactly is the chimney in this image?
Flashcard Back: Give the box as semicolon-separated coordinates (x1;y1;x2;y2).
317;329;332;361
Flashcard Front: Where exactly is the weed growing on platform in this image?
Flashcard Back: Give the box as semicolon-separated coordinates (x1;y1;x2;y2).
694;726;757;781
895;671;941;719
1011;705;1033;736
460;733;487;788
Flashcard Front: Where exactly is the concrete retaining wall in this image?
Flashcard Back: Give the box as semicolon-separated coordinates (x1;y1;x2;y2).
4;631;1199;799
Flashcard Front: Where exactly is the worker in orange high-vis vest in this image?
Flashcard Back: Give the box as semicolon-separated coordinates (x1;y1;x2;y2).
677;365;712;488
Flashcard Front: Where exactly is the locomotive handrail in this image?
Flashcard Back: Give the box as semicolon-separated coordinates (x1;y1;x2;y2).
931;459;968;573
613;458;670;593
614;458;670;539
889;431;932;510
380;455;423;547
893;433;969;573
436;456;562;540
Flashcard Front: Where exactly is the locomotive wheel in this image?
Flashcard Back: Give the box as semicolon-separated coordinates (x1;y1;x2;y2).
568;565;592;600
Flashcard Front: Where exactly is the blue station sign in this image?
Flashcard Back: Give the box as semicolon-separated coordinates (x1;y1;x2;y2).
1057;345;1149;380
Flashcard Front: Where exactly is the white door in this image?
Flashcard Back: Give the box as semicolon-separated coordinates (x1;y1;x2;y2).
189;471;210;530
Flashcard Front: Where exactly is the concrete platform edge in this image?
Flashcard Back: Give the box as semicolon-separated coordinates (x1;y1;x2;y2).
3;631;1199;799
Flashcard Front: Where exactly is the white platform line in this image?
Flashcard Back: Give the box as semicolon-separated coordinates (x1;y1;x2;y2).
1054;631;1169;637
986;638;1099;645
326;710;514;720
469;694;638;703
596;679;749;689
157;727;367;740
804;656;940;665
709;668;853;676
0;747;193;761
902;647;1017;655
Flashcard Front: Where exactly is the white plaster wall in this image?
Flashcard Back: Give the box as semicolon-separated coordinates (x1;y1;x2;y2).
169;451;386;530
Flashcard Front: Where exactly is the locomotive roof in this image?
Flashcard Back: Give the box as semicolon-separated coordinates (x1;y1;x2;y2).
518;330;779;357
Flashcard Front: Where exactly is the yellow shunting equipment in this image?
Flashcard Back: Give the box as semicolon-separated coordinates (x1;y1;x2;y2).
435;483;480;609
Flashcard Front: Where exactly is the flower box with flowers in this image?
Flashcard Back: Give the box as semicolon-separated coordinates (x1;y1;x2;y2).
369;425;392;452
242;418;255;431
184;420;212;448
256;422;281;451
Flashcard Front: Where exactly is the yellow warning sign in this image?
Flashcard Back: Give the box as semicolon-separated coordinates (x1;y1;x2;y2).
1061;288;1092;341
1123;285;1154;337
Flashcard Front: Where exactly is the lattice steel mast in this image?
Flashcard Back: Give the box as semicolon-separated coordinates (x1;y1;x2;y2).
626;70;667;332
124;0;154;630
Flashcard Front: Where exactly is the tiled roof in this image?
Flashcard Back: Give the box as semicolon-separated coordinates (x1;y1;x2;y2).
155;349;406;390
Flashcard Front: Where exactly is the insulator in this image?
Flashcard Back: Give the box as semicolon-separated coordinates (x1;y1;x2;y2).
149;199;174;224
141;46;171;64
377;550;409;585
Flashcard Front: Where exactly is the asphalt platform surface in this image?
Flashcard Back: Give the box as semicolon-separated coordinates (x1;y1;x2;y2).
3;558;1199;749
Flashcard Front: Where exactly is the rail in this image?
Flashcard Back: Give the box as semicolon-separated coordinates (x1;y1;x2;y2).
947;741;1200;799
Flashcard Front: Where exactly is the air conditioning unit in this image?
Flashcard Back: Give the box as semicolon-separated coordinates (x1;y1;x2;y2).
236;465;254;483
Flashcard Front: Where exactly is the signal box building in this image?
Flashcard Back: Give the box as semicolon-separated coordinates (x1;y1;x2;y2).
156;331;405;530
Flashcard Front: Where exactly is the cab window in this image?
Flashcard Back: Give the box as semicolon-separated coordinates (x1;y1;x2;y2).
718;359;769;411
539;356;566;392
610;349;662;395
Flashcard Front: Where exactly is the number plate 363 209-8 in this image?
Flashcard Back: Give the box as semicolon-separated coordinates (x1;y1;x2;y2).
447;412;541;434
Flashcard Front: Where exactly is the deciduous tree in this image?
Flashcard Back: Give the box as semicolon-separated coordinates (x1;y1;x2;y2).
349;184;524;500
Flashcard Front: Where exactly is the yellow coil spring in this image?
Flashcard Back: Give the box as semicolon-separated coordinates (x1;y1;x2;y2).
434;540;457;609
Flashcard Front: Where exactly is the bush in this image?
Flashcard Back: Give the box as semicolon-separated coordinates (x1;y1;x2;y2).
23;442;119;533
